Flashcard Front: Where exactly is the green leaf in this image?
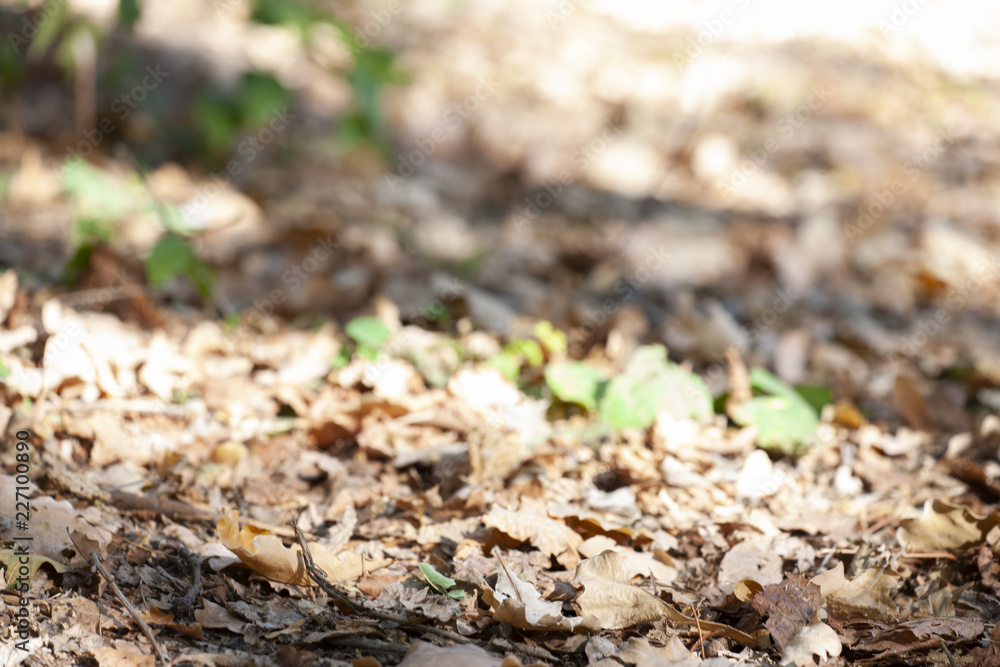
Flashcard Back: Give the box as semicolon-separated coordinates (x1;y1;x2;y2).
116;0;141;30
344;317;391;349
0;360;9;379
146;234;214;297
794;385;833;413
417;563;467;600
598;345;712;429
545;361;606;412
330;349;351;369
488;353;521;383
534;320;566;357
62;159;134;224
731;368;820;455
236;72;290;129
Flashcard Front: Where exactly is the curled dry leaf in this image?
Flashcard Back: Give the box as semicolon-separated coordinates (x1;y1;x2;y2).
482;557;599;633
811;561;899;623
780;622;842;667
216;508;389;586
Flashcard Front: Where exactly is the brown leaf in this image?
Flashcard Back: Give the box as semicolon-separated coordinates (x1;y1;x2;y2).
481;557;599;633
483;506;582;569
216;508;389;586
893;374;929;431
897;499;1000;551
751;575;822;649
572;551;761;645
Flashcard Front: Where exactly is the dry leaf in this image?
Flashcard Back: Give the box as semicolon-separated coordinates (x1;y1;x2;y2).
572;551;760;645
780;622;842;667
811;561;899;623
398;640;518;667
751;575;822;649
216;508;389;586
194;599;247;633
483;506;582;569
481;557;599;633
897;499;1000;551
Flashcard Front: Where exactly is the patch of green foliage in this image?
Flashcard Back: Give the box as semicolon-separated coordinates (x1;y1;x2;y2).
417;563;467;600
730;368;827;455
546;344;713;430
342;316;392;362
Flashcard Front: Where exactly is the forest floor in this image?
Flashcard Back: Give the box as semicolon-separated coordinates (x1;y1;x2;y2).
2;0;1000;665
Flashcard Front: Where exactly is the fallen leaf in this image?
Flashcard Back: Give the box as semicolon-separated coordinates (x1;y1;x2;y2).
482;557;599;633
216;508;389;586
483;505;582;569
398;640;519;667
897;499;1000;551
751;575;822;649
572;551;760;645
780;622;841;667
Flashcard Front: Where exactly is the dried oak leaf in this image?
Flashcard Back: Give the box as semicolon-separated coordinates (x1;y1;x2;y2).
811;561;899;624
216;508;389;586
483;506;582;569
573;550;761;645
751;575;823;649
481;557;599;633
897;499;1000;551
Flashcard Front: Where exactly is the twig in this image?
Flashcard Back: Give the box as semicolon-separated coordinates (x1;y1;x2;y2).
324;637;410;654
180;548;203;612
293;520;470;644
90;552;169;665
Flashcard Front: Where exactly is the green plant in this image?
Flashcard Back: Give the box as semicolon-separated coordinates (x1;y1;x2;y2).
417;563;467;600
247;0;406;161
61;157;215;297
342;316;392;362
488;321;566;383
729;368;827;455
546;344;713;430
193;71;292;160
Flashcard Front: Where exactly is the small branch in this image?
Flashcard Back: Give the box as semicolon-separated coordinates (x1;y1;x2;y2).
293;521;469;645
180;548;203;612
91;552;169;665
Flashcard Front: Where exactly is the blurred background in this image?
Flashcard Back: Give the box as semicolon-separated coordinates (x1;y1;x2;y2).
2;0;999;428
